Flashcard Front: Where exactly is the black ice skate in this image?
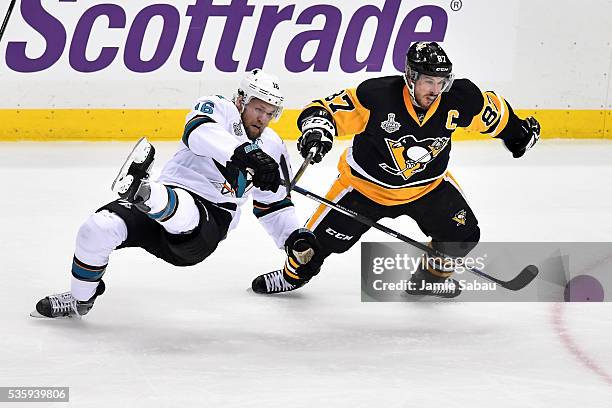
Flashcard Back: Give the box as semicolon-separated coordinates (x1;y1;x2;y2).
31;281;106;319
405;267;462;299
111;137;155;205
252;270;306;294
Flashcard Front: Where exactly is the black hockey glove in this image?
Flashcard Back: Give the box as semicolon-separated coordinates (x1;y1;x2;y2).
230;142;280;192
283;228;322;285
297;109;336;163
505;116;541;158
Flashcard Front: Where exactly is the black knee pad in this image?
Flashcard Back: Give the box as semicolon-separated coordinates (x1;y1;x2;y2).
432;226;480;258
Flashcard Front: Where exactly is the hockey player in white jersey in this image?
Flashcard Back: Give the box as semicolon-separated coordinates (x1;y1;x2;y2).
32;69;320;318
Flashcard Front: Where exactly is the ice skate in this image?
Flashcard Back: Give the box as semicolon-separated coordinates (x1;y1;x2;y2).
111;137;155;203
251;269;306;294
405;268;462;299
31;281;106;319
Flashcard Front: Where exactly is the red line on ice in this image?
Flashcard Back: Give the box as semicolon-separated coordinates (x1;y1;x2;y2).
551;303;612;386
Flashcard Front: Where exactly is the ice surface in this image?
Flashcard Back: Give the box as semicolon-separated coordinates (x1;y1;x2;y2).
0;139;611;407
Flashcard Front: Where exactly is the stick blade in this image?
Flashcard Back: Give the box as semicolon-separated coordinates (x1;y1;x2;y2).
501;265;539;291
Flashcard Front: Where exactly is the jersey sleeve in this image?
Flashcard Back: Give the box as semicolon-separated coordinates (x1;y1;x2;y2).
251;134;301;248
465;90;518;138
181;95;240;163
301;87;371;136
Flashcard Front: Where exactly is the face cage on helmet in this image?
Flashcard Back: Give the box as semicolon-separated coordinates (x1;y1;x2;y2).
404;65;455;108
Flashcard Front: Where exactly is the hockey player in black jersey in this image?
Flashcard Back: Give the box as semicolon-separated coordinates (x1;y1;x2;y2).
252;42;541;298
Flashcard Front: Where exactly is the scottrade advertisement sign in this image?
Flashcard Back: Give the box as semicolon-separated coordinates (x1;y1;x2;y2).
1;0;520;108
7;0;448;74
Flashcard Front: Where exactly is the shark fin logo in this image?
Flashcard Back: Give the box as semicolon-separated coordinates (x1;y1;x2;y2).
379;135;449;180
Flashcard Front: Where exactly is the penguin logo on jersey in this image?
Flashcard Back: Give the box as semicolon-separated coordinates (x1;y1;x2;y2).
380;135;449;180
381;113;401;133
452;209;467;226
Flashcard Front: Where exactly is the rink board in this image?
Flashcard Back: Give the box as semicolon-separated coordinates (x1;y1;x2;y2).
0;108;610;141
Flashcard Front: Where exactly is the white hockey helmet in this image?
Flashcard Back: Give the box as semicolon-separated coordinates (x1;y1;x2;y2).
237;69;284;120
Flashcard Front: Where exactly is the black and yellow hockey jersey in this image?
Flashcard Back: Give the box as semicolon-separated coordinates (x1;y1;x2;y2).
301;75;522;206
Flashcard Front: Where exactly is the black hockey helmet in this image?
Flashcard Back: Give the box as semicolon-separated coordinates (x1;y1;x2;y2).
406;41;453;78
404;42;455;105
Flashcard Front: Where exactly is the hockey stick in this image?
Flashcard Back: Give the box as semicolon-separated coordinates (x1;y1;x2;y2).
279;161;538;290
290;149;316;190
0;0;16;43
278;149;316;196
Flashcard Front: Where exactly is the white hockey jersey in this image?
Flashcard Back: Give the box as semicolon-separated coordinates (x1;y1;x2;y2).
157;94;300;248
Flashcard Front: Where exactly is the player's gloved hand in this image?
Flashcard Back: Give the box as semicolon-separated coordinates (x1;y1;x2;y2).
298;128;333;164
505;116;541;158
297;112;336;164
283;228;322;285
230;142;280;192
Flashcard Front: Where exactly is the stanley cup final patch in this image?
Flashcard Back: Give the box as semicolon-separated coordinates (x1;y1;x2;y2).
233;122;244;136
381;113;401;133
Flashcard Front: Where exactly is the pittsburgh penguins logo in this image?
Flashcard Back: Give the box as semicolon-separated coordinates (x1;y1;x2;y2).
452;209;467;226
380;135;449;180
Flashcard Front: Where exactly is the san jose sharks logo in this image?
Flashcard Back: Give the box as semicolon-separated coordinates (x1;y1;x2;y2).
379;135;449;180
212;159;253;198
213;180;240;197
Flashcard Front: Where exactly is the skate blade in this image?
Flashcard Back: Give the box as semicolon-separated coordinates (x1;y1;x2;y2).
29;310;80;319
111;137;151;194
29;310;45;318
403;291;461;299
